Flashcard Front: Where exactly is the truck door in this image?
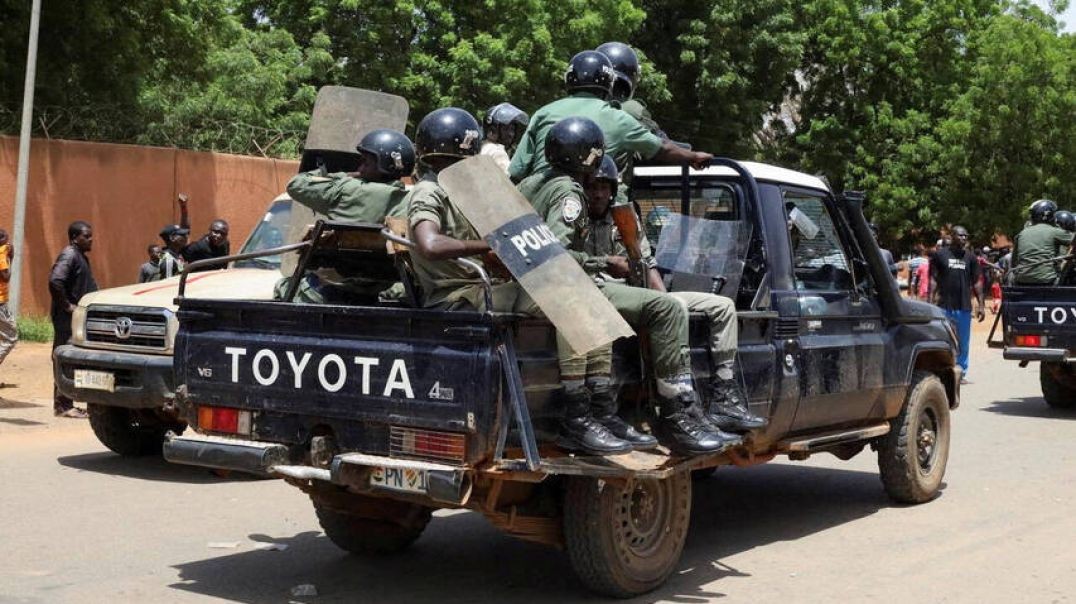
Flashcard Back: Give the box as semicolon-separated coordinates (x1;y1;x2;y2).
783;188;885;431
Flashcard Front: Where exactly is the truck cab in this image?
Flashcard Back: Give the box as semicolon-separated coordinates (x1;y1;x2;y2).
163;160;959;597
53;195;293;455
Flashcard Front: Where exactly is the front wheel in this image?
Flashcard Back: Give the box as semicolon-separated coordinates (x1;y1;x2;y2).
1040;362;1076;409
877;371;951;504
87;404;182;456
563;473;692;598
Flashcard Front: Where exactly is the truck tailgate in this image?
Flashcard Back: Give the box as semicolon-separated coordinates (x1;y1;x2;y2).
176;299;500;465
1002;286;1076;360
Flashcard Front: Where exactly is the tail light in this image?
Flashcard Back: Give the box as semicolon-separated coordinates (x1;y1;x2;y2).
197;406;252;436
390;426;466;463
1013;334;1047;347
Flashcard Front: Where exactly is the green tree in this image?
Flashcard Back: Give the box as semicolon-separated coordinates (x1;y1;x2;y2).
932;10;1076;238
632;0;806;157
139;22;334;156
237;0;649;125
0;0;224;141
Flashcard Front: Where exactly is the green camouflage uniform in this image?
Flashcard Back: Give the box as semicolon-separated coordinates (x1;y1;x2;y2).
587;209;738;369
1012;222;1074;285
407;171;538;314
521;170;691;381
508;92;663;181
619;99;665;139
277;170;408;303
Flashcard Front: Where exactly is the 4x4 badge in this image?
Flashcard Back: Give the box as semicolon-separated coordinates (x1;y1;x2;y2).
114;317;133;339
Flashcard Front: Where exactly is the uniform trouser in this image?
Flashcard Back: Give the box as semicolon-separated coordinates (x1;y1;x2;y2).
0;303;18;367
668;291;738;368
51;314;73;411
583;283;690;381
944;309;972;375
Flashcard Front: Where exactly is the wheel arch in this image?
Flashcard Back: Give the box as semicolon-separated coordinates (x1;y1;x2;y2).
910;348;959;409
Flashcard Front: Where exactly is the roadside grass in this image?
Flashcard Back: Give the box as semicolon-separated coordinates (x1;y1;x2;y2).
17;316;53;343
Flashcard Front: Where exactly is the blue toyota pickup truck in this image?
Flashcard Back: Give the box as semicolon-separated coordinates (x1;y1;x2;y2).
991;284;1076;409
163;160;959;597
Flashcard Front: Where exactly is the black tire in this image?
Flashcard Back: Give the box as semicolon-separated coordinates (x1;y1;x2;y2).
87;404;180;457
1040;362;1076;409
313;496;431;555
563;473;692;598
877;371;951;504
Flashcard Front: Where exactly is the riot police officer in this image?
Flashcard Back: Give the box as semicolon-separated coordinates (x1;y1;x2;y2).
1012;199;1073;285
1055;210;1076;232
508;50;710;182
520;117;737;455
481;102;529;173
282;128;416;303
583;155;765;435
595;41;667;138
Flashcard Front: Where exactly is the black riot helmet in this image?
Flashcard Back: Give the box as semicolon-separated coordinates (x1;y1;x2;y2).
544;117;606;176
564;51;616;98
356;129;416;180
1029;198;1058;225
484;102;529;129
1056;210;1076;232
592;154;619;185
414;107;483;160
596;42;640;101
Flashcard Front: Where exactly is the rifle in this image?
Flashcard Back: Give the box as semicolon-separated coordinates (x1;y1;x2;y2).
610;204;648;288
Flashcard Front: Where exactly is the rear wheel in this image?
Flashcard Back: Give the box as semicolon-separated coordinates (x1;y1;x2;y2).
87;404;182;456
877;371;951;504
563;473;691;598
1040;362;1076;409
311;489;431;555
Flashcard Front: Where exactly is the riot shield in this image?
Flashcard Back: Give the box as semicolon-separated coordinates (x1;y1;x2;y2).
438;156;634;355
283;87;410;276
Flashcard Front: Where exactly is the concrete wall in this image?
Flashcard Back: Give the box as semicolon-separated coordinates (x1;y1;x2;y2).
0;136;298;316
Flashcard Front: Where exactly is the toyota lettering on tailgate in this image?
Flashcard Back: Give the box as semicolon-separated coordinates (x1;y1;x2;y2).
223;347;415;399
1028;306;1076;325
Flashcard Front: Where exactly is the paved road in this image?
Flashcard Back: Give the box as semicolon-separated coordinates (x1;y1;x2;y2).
1;330;1074;603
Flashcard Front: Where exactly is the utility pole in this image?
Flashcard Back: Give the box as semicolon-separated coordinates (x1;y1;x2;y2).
10;0;42;316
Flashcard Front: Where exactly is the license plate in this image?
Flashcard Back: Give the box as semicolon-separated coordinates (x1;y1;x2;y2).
74;369;115;392
369;466;427;494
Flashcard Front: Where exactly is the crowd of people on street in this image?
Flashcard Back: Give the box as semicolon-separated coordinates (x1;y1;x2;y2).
138;194;232;283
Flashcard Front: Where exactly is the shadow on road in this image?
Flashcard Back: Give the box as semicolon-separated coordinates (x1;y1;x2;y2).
0;417;46;426
0;396;43;410
169;463;894;603
982;396;1076;420
57;451;266;484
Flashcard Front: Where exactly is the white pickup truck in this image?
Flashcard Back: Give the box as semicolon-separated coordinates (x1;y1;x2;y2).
53;195;293;455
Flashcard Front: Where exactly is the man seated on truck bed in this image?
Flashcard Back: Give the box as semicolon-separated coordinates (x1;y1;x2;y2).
1012;199;1073;285
582;155;767;435
519;116;736;456
281;129;416;304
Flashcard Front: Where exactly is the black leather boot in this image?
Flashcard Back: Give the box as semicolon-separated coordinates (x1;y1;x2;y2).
708;378;767;432
656;411;736;456
595;414;659;450
558;389;633;455
590;379;658;450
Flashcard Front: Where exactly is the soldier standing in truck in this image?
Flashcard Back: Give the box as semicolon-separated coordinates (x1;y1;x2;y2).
282;128;416;304
508;50;710;183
